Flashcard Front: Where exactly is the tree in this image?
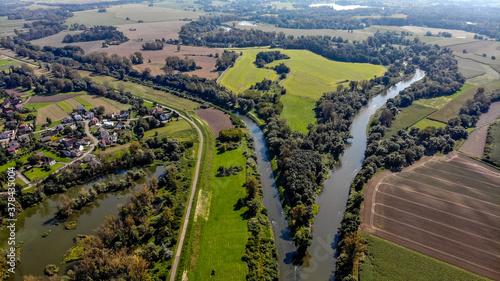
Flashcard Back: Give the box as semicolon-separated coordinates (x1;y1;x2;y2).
28;154;41;165
341;232;367;278
46;117;52;125
56;194;74;218
177;44;181;52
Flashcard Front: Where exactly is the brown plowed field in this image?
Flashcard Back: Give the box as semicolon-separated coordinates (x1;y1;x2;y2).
361;152;500;281
196;108;234;137
26;94;83;104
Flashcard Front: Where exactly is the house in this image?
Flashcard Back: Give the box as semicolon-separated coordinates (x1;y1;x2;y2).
87;112;95;119
62;117;73;123
70;124;77;131
18;126;32;134
49;141;60;147
151;107;163;115
62;138;78;147
54;124;64;131
119;110;129;118
5;121;17;126
10;99;21;106
25;164;32;170
100;139;111;147
72;159;83;166
109;132;118;142
44;157;56;166
7;145;19;155
14;104;23;110
43;130;58;138
74;114;83;121
36;152;45;158
90;117;99;124
77;105;85;111
0;130;13;140
18;135;30;142
40;136;52;142
103;121;114;128
69;149;81;157
5;110;13;115
159;114;169;121
84;154;96;162
9;141;19;147
100;130;109;140
72;143;84;151
1;100;10;108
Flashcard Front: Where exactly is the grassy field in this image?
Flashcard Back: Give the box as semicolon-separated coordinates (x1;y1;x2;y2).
385;104;436;138
483;121;500;166
427;84;480;123
414;84;474;110
41;149;72;163
0;58;20;68
360;233;491;281
412;118;446;129
79;95;120;114
101;97;132;111
220;48;386;132
24;164;64;182
188;142;249;281
143;119;197;142
79;71;200;110
73;96;94;110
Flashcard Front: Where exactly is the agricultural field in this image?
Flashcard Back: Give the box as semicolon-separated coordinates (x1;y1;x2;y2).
360;233;490;281
411;118;446;129
483;121;500;167
36;104;70;126
361;152;500;280
384;104;436;138
79;95;120;114
414;84;474;110
26;93;85;104
455;57;487;79
220;48;386;131
143;119;197;142
0;16;27;38
187;143;249;281
196;108;234;136
427;84;480;123
459;101;500;158
78;71;201;110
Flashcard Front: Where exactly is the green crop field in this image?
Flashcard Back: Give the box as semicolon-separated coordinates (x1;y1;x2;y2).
385;104;436;138
414;84;474;110
57;101;74;113
412;118;446;129
220;48;386;132
483;122;500;167
143;119;197;142
73;96;94;110
79;71;200;110
188;143;249;280
360;233;490;281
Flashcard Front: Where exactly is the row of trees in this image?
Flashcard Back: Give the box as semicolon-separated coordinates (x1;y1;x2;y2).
62;25;129;44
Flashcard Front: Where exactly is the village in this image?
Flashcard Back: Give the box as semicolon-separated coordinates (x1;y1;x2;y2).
0;94;171;186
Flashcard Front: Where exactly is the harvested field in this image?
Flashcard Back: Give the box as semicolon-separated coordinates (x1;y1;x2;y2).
36;104;70;125
196;108;234;137
361;152;500;281
459;101;500;157
455;57;487;79
26;93;83;104
79;95;120;114
64;98;83;109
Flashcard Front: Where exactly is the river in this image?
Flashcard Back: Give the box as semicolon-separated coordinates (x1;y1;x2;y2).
0;165;165;280
240;69;425;281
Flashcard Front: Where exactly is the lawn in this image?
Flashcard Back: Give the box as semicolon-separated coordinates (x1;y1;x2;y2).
24;163;64;182
414;83;474;110
360;233;490;281
412;118;446;129
0;58;19;68
143;119;196;142
384;104;436;138
41;149;72;163
483;121;500;167
0;155;30;173
79;71;200;111
188;143;249;281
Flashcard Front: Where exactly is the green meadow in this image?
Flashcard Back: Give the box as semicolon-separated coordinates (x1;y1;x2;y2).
412;118;446;129
143;119;197;142
414;83;474;110
360;233;490;281
188;142;249;280
220;48;386;132
384;104;436;138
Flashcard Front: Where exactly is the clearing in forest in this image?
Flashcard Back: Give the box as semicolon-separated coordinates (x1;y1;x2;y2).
361;152;500;281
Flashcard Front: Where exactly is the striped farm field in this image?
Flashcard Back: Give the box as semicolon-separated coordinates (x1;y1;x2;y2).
36;104;70;125
64;98;83;109
57;101;74;113
79;95;120;114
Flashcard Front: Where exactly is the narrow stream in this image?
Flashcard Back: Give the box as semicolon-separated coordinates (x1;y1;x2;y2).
241;69;425;281
1;165;165;280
